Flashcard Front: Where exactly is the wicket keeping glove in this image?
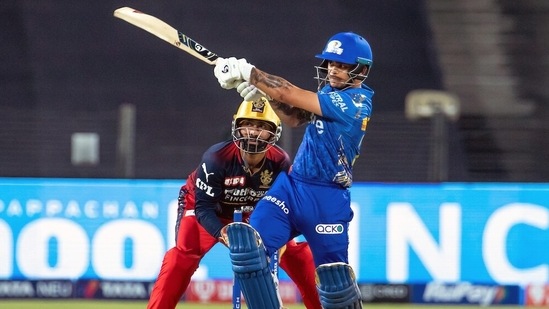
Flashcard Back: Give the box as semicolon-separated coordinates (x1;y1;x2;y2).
237;81;269;102
214;57;254;89
218;225;229;247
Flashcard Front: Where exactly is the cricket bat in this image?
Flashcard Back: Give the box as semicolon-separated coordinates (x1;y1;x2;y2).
113;7;219;65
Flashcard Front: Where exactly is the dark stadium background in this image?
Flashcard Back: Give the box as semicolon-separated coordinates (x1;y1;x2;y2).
1;0;548;182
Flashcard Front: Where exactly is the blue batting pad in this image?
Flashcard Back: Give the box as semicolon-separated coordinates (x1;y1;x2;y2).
316;262;363;309
226;222;281;309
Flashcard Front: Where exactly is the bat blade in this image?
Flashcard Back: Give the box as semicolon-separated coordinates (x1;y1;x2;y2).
114;7;218;65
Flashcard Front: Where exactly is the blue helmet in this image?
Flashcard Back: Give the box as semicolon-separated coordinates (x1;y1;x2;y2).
314;32;373;88
316;32;373;67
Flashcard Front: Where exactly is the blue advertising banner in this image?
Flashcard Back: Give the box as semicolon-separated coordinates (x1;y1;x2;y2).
1;178;548;285
351;183;548;285
0;178;181;281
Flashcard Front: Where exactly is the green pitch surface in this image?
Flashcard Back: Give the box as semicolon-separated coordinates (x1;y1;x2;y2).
0;301;524;309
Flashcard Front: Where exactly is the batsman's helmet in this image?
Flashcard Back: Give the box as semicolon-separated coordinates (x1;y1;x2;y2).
315;32;373;88
232;97;282;153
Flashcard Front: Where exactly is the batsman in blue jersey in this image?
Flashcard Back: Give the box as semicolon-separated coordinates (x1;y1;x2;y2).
214;32;373;309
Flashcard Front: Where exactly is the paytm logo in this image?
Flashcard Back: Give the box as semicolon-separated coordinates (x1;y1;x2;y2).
316;224;344;234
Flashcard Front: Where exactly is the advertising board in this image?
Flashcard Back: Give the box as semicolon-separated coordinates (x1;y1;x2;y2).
1;178;547;286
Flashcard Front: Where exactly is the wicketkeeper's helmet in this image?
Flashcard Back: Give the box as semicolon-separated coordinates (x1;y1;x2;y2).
232;98;282;153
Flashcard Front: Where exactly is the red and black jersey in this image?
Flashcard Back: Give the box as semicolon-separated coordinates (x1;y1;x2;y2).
182;140;291;238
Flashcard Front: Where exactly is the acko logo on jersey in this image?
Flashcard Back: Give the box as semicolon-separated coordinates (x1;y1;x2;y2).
315;224;344;234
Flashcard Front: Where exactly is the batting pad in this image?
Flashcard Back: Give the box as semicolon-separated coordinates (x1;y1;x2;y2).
316;262;363;309
226;222;281;309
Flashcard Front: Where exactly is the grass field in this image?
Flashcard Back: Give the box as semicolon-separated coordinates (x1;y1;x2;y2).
0;300;525;309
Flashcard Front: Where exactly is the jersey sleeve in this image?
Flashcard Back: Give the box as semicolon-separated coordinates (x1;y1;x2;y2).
318;90;372;128
194;147;226;238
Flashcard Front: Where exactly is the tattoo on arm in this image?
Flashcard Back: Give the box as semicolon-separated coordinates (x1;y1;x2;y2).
251;69;312;125
295;109;313;125
270;100;293;116
250;70;290;90
271;100;312;125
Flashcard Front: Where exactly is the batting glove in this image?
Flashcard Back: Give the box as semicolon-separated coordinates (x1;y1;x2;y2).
236;81;269;102
214;57;255;89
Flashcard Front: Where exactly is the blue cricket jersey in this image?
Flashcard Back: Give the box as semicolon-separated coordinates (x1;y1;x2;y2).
251;83;375;265
290;84;374;188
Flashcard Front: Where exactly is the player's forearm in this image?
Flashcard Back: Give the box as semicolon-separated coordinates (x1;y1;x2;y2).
270;100;312;127
250;68;322;116
195;206;223;238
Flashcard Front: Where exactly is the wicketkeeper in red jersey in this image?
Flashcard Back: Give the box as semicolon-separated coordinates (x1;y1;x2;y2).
147;98;321;309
